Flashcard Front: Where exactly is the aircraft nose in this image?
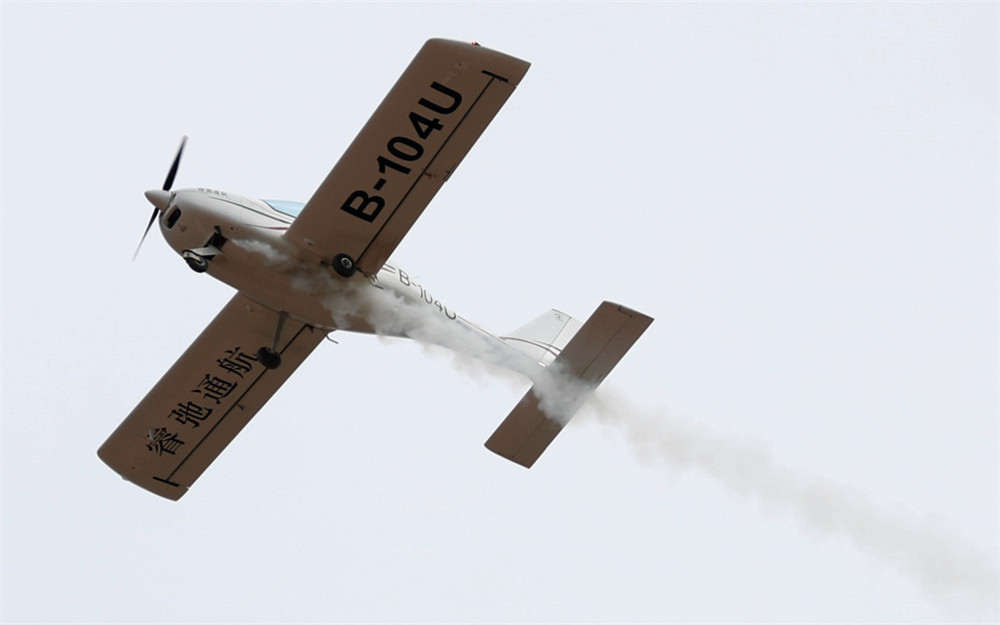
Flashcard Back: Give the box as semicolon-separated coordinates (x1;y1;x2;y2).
144;189;171;211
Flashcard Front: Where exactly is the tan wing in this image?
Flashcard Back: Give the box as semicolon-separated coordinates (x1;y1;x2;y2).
98;294;324;500
284;39;530;273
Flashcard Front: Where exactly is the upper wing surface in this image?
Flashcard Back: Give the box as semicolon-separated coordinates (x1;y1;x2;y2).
284;39;530;273
98;294;324;500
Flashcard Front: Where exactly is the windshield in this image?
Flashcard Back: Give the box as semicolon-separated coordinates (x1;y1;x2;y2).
263;199;306;218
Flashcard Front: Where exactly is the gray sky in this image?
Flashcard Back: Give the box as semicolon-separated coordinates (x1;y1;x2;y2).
2;2;997;623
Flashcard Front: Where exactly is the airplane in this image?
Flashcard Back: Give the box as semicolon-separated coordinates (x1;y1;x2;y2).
98;39;653;500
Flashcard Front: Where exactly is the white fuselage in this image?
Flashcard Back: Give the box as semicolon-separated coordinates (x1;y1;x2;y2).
155;187;539;375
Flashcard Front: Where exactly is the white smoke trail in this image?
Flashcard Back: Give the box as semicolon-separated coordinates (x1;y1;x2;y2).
580;391;1000;619
234;240;997;616
381;294;1000;619
337;278;998;617
334;282;595;419
235;239;579;397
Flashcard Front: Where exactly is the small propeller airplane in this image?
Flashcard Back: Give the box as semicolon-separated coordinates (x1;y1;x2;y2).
98;39;653;500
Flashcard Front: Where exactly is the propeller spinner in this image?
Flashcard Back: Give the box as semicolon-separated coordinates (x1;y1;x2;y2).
133;136;187;261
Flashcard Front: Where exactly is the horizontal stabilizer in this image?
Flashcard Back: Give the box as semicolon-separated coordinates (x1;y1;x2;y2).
485;301;652;467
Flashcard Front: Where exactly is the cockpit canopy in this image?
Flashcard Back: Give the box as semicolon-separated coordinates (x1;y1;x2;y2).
263;199;306;218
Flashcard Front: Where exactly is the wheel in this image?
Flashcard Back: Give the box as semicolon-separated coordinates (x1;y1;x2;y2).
332;253;356;278
256;347;281;370
182;251;209;273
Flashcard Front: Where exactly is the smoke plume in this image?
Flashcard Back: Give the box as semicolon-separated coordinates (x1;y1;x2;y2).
236;239;998;617
345;278;999;617
351;287;999;617
580;392;999;618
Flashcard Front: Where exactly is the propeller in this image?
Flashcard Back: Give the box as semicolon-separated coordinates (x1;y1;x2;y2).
133;135;187;261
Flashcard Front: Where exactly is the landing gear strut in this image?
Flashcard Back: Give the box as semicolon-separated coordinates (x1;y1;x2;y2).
256;311;288;370
182;250;210;273
182;232;227;274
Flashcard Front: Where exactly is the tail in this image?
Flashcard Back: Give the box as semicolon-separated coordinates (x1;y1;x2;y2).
499;309;583;366
486;301;653;467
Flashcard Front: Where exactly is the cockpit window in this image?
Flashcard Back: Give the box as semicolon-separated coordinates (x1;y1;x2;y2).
165;208;182;229
263;199;306;218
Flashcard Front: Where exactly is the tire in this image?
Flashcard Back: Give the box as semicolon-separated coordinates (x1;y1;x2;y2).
332;253;356;278
183;251;209;273
256;347;281;370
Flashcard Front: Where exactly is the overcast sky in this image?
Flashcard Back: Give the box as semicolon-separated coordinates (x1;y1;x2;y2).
2;2;998;623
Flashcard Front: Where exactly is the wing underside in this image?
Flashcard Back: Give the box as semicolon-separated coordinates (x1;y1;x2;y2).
98;294;324;500
284;39;530;273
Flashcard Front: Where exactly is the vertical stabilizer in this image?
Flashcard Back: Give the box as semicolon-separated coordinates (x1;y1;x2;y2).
500;310;582;366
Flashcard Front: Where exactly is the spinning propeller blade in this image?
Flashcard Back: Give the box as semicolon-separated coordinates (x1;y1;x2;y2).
133;136;187;261
132;209;161;261
162;135;187;192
